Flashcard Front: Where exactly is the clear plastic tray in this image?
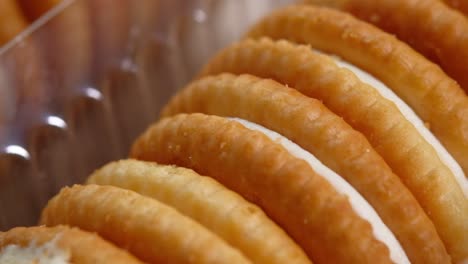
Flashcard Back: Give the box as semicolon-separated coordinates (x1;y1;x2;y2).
0;0;291;230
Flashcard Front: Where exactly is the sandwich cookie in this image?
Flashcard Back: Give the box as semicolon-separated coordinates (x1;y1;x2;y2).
239;9;468;260
200;35;468;263
200;37;468;196
0;225;142;264
40;184;251;264
87;159;312;264
245;5;468;183
131;113;410;264
161;73;450;264
303;0;468;95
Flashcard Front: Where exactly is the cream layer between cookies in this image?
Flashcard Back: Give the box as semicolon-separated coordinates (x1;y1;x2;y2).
325;53;468;198
230;118;410;264
0;235;70;264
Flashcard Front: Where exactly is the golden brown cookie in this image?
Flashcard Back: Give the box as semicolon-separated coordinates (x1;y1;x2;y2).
0;0;28;45
88;159;312;264
200;36;468;263
0;225;142;263
302;0;468;96
162;73;450;264
40;184;251;264
246;5;468;183
131;113;411;264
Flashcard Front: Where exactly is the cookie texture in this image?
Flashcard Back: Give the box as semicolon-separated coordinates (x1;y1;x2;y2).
248;13;468;260
201;36;468;263
246;5;468;184
0;225;142;264
303;0;468;96
131;113;396;264
41;184;251;264
162;73;450;264
88;159;312;264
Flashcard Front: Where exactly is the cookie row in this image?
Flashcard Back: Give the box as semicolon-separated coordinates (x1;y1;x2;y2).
1;3;468;264
152;3;468;263
2;159;313;264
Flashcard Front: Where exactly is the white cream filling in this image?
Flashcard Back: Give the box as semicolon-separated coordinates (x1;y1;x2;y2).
0;235;70;264
230;117;410;264
326;53;468;199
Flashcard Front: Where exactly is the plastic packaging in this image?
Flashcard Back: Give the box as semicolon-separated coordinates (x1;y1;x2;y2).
0;0;290;230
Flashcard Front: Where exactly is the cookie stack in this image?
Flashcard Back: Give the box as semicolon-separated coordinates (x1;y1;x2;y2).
1;3;467;264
